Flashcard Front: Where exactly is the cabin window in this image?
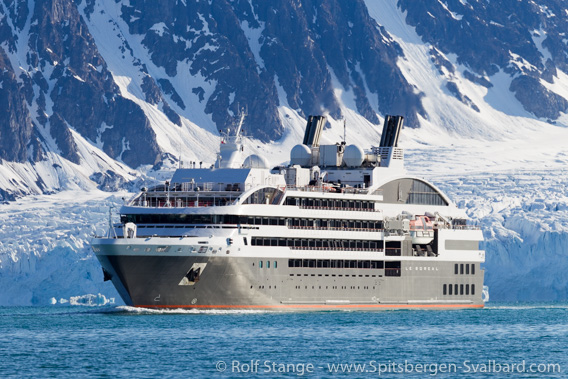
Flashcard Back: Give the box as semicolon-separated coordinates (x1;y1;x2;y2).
472;264;475;275
386;241;401;256
449;284;453;295
385;261;401;277
443;284;447;295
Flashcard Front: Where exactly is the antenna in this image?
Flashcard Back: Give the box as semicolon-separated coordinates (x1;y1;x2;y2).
235;107;246;137
343;118;346;144
107;206;117;239
178;126;182;169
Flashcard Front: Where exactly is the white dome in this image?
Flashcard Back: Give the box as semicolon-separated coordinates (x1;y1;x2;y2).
290;144;312;166
343;144;364;167
243;154;270;169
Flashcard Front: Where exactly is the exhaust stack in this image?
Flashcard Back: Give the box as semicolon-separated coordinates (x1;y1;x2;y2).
302;115;326;147
378;115;404;169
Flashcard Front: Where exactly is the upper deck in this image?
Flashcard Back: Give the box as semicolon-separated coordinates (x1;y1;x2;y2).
121;114;466;222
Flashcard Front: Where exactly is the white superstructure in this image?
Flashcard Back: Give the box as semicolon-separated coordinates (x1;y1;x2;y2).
92;115;486;309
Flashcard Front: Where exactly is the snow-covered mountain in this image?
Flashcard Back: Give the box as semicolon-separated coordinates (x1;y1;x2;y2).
2;0;568;198
0;0;567;304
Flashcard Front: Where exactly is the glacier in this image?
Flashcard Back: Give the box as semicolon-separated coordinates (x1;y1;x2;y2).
433;170;568;302
1;163;567;305
0;191;124;305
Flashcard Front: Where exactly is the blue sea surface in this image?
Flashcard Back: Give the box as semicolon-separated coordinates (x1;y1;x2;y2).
0;304;566;378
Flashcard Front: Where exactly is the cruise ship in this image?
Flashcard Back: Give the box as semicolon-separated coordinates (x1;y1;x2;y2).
91;115;486;310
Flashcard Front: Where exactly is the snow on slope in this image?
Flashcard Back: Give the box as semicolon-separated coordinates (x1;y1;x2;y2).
79;1;223;166
0;6;142;200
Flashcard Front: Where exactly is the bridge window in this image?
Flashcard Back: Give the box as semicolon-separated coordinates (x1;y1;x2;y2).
407;180;448;206
242;187;284;205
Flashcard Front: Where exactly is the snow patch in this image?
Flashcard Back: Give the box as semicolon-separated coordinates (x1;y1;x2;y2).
240;20;266;71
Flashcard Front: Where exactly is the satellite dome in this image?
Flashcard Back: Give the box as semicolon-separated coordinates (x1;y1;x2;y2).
243;154;270;169
343;144;364;167
290;144;312;166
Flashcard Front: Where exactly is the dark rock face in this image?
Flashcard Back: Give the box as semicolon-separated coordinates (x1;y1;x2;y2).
141;75;181;126
49;113;80;164
0;0;453;178
119;0;425;137
463;71;493;89
89;170;127;192
445;82;480;113
0;47;34;163
510;75;568;119
399;0;568;119
0;0;161;168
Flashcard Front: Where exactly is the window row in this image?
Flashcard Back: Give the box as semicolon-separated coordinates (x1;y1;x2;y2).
288;218;383;231
122;214;241;225
287;259;401;276
121;214;382;231
285;197;376;211
258;261;278;269
455;263;476;275
251;237;383;251
293;285;376;290
443;283;475;296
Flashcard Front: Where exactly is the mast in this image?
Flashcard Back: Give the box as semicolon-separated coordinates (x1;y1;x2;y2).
215;109;246;169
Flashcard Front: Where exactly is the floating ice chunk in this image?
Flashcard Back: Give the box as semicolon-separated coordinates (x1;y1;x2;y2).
69;293;115;306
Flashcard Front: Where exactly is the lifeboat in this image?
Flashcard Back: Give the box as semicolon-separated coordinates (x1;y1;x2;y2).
409;215;435;244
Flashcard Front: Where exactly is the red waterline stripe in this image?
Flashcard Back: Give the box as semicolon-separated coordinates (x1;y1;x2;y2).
135;303;484;309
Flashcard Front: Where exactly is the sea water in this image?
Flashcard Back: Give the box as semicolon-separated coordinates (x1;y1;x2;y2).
0;304;566;378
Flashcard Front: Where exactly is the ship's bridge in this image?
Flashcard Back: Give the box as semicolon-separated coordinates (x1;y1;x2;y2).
128;168;285;208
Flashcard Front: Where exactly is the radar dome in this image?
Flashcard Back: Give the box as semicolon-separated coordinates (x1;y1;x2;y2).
343;144;364;167
290;144;312;166
243;154;270;169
